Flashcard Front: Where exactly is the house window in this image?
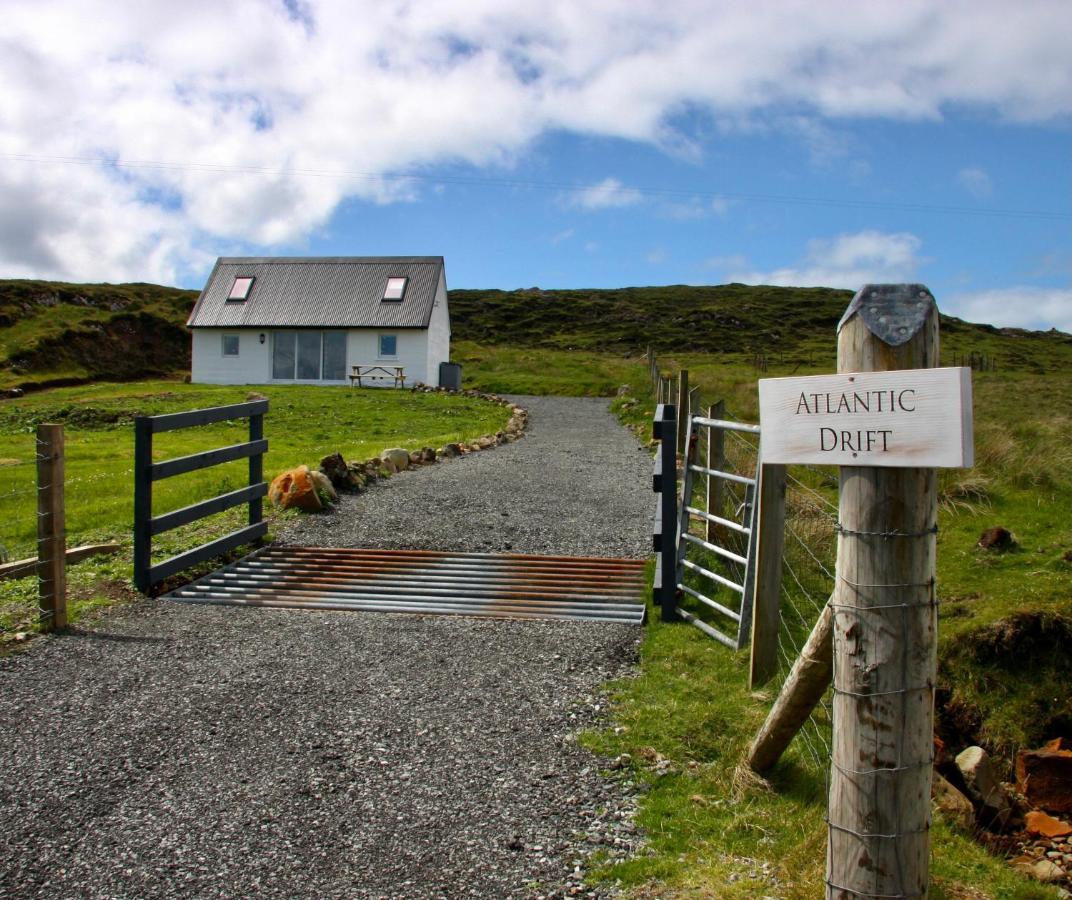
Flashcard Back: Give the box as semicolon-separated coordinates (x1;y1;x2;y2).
222;334;240;356
382;277;407;301
227;276;255;301
379;334;398;358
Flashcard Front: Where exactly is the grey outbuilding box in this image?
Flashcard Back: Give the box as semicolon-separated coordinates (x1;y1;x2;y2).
439;361;462;391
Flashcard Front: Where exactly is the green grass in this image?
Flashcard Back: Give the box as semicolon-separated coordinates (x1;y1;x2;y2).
0;379;510;637
580;586;1061;898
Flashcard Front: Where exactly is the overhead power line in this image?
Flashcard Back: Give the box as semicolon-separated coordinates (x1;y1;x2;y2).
3;151;1070;222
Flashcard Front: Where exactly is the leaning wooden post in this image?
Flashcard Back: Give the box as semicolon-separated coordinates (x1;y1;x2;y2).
36;424;67;630
676;370;689;452
749;462;786;688
826;285;939;899
747;601;833;771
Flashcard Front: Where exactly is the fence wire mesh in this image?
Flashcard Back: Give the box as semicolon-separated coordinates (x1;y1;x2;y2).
0;435;59;630
722;410;838;775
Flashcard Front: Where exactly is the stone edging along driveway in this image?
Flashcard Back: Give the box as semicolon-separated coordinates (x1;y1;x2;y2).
0;396;655;898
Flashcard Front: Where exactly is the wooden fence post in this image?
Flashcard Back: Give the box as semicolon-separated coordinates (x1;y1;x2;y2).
826;285;939;899
676;370;689;452
705;400;725;544
749;462;786;688
36;424;66;630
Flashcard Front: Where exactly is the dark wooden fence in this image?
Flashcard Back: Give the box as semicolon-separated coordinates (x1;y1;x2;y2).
651;403;678;622
133;400;268;593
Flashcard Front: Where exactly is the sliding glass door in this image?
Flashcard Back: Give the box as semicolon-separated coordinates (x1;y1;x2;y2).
322;332;346;380
272;331;347;381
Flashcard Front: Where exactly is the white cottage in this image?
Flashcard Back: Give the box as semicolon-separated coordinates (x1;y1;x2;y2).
187;256;451;386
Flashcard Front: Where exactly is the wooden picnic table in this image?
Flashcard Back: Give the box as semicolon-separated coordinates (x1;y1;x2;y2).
350;365;406;388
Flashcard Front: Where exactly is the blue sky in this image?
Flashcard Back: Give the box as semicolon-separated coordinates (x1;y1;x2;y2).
1;1;1069;331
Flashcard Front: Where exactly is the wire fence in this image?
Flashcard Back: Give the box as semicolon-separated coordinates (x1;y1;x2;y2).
0;445;42;564
0;432;64;630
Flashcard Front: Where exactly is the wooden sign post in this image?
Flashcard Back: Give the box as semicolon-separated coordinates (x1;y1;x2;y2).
753;284;974;899
830;285;944;899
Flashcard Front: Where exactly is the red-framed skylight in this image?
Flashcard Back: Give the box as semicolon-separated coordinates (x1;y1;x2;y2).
382;277;407;301
227;276;255;301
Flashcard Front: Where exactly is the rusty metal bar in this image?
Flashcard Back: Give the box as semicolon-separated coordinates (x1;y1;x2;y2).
166;547;647;625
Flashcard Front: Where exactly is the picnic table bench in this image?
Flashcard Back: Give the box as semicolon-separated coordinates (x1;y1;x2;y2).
350;365;406;388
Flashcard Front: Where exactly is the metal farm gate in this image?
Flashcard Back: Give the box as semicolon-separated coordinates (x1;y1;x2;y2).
652;403;762;648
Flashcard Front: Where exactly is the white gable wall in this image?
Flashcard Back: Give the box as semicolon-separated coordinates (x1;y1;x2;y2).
191;327;433;385
425;274;451;387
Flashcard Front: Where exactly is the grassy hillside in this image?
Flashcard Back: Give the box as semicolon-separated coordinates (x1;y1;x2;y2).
1;278;1067;391
449;284;1072;373
0;279;197;390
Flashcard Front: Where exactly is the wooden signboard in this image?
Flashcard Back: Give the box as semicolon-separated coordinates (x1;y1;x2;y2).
758;366;973;467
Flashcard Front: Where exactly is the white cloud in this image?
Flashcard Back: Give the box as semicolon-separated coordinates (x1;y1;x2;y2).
732;230;924;290
945;287;1072;333
1;0;1071;282
956;167;993;197
566;178;643;211
646;247;666;264
550;228;575;245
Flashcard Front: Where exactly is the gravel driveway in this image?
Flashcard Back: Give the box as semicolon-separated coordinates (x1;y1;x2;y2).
277;395;654;558
0;396;654;899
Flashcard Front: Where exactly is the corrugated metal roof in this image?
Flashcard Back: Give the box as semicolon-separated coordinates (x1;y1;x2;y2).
187;256;444;328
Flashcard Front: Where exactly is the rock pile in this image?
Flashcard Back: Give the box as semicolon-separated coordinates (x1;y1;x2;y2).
933;740;1072;889
267;390;528;512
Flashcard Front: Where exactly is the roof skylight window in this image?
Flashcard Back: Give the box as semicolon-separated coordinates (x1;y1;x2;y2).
382;277;407;301
228;276;255;301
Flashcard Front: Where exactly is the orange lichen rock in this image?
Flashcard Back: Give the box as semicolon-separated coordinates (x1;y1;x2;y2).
269;465;324;512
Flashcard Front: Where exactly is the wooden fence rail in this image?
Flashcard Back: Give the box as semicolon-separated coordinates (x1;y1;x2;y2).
133;400;268;593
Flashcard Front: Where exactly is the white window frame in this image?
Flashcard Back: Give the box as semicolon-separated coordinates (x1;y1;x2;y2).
222;333;240;357
378;333;398;359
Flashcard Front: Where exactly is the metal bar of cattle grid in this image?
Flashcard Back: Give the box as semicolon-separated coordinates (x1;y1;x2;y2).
222;565;642;595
